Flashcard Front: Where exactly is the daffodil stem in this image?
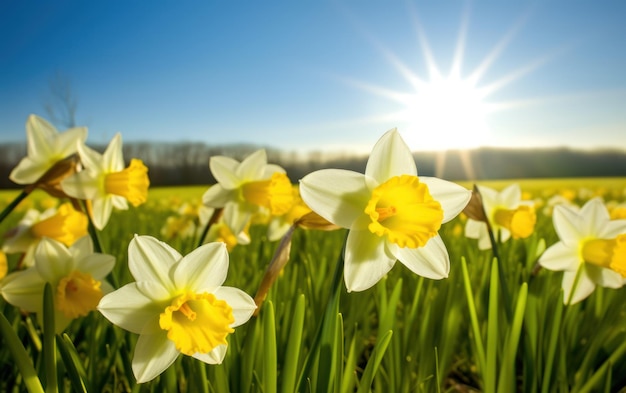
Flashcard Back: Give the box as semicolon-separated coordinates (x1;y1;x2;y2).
0;189;29;225
43;283;58;393
196;207;223;249
484;214;513;323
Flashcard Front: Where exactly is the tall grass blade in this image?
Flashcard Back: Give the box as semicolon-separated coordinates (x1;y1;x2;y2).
356;330;393;393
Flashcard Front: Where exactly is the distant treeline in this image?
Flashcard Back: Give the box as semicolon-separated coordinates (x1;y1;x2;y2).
1;142;626;189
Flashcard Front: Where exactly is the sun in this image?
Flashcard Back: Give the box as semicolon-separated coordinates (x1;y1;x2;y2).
398;74;489;151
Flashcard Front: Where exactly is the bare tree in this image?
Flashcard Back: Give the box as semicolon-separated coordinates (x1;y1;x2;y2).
43;72;78;129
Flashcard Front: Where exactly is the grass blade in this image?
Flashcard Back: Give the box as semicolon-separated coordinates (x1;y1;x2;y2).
356;330;393;393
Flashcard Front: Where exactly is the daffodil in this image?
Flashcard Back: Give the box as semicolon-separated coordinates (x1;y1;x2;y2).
9;114;87;186
0;251;7;280
0;236;115;333
202;149;294;235
2;202;88;267
299;128;471;292
97;235;256;383
464;184;536;250
538;198;626;304
61;133;150;230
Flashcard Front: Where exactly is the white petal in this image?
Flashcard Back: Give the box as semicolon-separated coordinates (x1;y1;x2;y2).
299;169;370;229
132;331;179;383
77;142;104;173
213;286;257;327
499;184;522;209
9;157;49;184
210;156;242;190
102;133;125;172
391;235;450;279
174;242;229;292
580;198;610;236
263;164;286;177
111;195;129;210
420;177;471;223
236;149;267;181
98;283;163;334
538;242;580;271
344;229;394;292
79;253;116;280
69;236;94;261
0;269;45;312
464;219;484;239
35;238;73;282
91;196;113;230
223;202;254;236
552;204;584;246
54;127;88;158
476;185;498;216
586;265;624;289
365;129;417;184
562;268;596;305
202;184;234;208
26;114;55;158
193;345;228;364
128;235;179;291
60;170;100;200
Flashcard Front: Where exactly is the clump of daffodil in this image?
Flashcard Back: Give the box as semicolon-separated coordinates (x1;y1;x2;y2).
464;184;536;250
9;114;87;194
2;202;88;267
299;128;471;292
0;236;115;333
98;235;256;383
202;149;294;236
539;198;626;304
61;133;150;230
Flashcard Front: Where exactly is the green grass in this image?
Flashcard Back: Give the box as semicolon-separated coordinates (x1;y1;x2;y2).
1;178;626;392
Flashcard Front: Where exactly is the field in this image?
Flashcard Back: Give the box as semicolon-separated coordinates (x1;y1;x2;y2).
1;177;626;392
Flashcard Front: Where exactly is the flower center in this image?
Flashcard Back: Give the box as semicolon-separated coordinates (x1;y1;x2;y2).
582;234;626;277
56;270;103;319
104;159;150;206
30;203;88;246
364;175;443;248
241;173;294;215
159;292;235;356
493;205;536;239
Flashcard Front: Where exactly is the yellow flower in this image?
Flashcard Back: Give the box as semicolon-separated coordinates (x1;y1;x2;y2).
98;236;256;383
0;237;115;332
61;133;150;229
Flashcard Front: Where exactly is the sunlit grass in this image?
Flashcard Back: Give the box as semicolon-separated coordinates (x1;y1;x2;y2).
1;178;626;392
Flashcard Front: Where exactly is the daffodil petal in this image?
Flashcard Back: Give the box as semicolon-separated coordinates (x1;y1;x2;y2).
203;184;234;207
263;164;286;177
420;177;471;223
132;331;179;384
26;115;55;158
600;219;626;238
391;235;450;279
213;286;256;327
69;236;94;262
344;230;394;292
174;242;228;292
61;170;100;200
539;241;580;271
111;195;129;210
98;282;163;334
91;196;113;230
0;269;45;312
35;238;72;282
210;156;241;190
223;202;253;236
464;219;484;239
102;133;124;172
299;169;369;229
552;204;584;247
499;184;521;209
586;264;624;289
78;253;116;280
9;157;49;184
55;127;87;158
128;235;179;290
236;149;267;180
580;198;611;236
192;344;228;365
365;128;417;185
562;269;596;304
77;142;103;174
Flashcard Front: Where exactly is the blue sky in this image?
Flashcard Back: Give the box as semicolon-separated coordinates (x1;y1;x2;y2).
1;1;625;153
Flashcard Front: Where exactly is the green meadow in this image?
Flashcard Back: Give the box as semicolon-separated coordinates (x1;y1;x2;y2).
1;177;626;392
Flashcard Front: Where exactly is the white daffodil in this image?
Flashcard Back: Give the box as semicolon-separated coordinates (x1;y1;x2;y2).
2;203;88;267
97;235;256;383
10;114;87;185
538;198;626;304
464;184;536;250
0;236;115;333
61;133;150;230
203;149;294;235
299;128;471;292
